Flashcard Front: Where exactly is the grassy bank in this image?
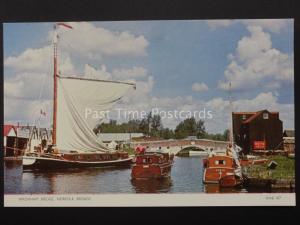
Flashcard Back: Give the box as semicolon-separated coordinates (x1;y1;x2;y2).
244;155;295;180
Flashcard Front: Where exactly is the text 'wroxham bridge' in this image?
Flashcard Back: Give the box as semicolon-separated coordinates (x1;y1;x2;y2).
130;139;229;155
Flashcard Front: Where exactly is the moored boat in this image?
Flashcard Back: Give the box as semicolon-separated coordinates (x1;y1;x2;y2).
203;153;242;185
22;22;135;170
131;147;174;179
203;82;243;187
23;152;132;170
240;158;269;166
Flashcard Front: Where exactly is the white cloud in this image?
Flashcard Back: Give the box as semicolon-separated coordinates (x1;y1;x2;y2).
207;19;292;33
192;82;209;92
83;64;112;80
205;92;294;132
4;73;52;100
5;46;52;73
112;66;147;80
4;46;75;75
242;19;291;33
4;97;52;127
4;21;294;134
52;22;149;59
218;26;294;91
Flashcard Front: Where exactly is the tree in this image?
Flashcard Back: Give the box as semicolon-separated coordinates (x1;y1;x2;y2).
126;119;141;133
174;117;205;139
139;118;150;135
201;129;229;141
160;128;175;139
196;120;206;138
151;114;162;131
223;129;230;141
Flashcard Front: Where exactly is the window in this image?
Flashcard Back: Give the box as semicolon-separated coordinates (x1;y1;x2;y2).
242;114;246;120
215;160;226;165
263;113;269;119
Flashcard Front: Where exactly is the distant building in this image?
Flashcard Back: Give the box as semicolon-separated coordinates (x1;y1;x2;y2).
4;125;17;156
4;124;52;156
97;133;144;143
283;129;295;153
185;136;197;140
232;110;283;153
283;130;294;138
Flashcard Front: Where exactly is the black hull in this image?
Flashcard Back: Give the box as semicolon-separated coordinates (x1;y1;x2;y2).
23;156;133;170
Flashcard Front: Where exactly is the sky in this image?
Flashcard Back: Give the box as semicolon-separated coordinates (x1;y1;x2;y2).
3;19;294;133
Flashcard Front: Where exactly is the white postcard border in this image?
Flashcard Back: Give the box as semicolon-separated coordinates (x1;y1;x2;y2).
4;193;296;207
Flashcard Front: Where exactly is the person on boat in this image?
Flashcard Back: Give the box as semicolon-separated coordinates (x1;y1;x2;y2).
226;145;233;157
145;146;150;152
208;148;215;157
135;145;145;155
227;143;242;177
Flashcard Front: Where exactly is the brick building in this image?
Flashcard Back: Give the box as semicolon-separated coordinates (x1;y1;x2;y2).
232;110;283;154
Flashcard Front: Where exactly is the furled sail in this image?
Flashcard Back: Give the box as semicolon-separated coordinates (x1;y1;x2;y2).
56;75;135;152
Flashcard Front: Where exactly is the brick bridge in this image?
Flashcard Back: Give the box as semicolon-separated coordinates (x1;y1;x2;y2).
130;139;229;155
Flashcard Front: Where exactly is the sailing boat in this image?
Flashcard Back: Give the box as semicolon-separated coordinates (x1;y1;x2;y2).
23;23;135;170
203;83;243;187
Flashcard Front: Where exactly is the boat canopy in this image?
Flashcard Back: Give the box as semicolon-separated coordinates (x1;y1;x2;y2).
56;75;135;152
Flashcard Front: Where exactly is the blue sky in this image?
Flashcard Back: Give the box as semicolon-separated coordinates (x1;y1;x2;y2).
3;20;294;133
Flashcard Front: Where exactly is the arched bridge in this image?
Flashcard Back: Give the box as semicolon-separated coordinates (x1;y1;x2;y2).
130;139;229;155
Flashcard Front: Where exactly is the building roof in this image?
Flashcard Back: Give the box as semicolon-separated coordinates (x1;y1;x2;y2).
4;125;16;137
233;111;279;116
241;110;279;124
243;110;265;123
283;130;295;137
232;112;257;115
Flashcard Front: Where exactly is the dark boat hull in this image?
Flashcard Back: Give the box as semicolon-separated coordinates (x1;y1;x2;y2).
22;156;133;170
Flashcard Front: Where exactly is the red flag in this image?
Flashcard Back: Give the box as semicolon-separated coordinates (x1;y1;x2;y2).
57;22;73;29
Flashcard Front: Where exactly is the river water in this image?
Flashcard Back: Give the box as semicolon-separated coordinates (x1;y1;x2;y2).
4;156;288;194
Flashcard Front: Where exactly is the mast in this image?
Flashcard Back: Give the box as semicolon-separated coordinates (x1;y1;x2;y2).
229;82;234;146
52;25;58;145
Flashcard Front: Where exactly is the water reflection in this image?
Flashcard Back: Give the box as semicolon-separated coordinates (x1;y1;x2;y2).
204;184;247;193
131;177;173;193
4;158;294;194
23;166;133;194
4;160;22;169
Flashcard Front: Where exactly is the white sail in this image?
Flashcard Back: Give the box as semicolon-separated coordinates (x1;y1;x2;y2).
56;76;135;152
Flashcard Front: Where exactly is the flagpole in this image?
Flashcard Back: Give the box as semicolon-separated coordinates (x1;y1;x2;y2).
229;82;234;146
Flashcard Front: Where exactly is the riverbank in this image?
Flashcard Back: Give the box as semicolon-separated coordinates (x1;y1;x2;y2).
243;155;295;190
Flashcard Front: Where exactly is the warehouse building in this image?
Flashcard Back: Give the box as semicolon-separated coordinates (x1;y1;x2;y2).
232;110;283;154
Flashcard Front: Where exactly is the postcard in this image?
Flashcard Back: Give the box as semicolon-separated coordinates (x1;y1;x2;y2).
3;19;295;206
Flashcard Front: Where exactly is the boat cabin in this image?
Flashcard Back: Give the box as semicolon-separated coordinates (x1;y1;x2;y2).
206;155;236;168
135;152;171;165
